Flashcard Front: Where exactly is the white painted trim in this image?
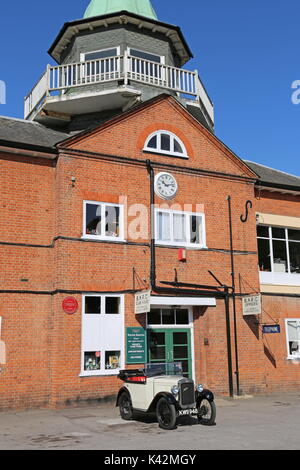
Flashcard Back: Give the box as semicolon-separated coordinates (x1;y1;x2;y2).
150;297;216;307
144;130;188;158
285;318;300;360
82;200;125;242
154;208;207;249
80;293;125;377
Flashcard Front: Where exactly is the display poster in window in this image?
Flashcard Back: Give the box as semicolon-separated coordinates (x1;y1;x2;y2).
126;327;146;364
242;295;262;316
135;290;151;315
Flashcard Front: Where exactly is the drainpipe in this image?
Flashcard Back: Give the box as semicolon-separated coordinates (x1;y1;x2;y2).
146;160;156;289
145;159;235;396
227;196;240;396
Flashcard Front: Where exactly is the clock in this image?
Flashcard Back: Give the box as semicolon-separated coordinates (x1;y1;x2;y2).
154;172;178;200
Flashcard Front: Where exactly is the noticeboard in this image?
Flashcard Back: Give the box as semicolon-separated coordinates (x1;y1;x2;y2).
126;327;147;364
135;290;151;315
242;295;262;316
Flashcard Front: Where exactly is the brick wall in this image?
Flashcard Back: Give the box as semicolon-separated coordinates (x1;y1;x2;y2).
1;96;299;409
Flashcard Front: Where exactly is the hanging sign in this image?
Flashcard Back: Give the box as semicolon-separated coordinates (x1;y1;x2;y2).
262;325;281;334
62;297;78;315
135;290;151;315
242;295;261;316
126;327;147;364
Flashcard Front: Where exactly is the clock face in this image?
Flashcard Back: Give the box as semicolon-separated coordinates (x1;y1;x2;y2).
154;172;178;200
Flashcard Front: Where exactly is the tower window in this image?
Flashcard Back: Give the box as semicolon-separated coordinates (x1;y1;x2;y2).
129;48;163;64
144;131;188;158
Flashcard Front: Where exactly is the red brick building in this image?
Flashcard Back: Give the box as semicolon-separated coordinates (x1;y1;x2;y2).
0;1;299;409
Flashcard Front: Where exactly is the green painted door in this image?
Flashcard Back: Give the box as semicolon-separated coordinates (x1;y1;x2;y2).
147;329;192;378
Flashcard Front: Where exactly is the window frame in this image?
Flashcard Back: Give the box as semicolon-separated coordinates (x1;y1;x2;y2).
154;208;206;249
127;47;165;64
285;319;300;360
83;200;125;242
144;130;188;158
80;46;121;62
147;307;193;328
80;294;125;376
257;225;300;275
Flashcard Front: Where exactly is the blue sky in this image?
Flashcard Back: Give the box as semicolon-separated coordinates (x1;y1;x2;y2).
0;0;299;176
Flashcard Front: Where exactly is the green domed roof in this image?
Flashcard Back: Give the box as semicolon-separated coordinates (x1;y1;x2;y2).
84;0;158;20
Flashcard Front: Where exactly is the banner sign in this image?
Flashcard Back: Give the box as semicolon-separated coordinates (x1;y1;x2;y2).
126;327;147;364
242;295;261;316
135;290;151;315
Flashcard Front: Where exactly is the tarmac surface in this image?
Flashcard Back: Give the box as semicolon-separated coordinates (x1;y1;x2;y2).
0;392;300;450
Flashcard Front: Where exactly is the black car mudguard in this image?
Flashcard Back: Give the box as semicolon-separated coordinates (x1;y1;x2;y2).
116;386;131;407
196;389;214;403
147;392;179;413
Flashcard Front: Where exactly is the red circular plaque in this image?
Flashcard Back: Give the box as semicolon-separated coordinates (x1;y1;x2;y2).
62;297;78;314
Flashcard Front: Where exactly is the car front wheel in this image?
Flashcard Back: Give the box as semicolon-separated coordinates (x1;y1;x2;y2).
197;398;216;426
119;392;133;421
156;397;177;430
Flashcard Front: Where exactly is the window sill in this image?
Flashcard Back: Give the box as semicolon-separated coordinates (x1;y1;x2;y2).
260;272;300;286
79;370;120;377
82;235;126;243
155;242;207;250
286;356;300;362
143;149;189;159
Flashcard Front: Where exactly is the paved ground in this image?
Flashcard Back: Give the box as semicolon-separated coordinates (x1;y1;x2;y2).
1;393;300;450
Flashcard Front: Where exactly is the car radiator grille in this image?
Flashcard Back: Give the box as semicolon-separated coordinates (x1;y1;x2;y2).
179;381;195;407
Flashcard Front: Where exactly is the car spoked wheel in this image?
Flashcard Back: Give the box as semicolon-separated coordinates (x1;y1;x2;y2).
119;392;133;421
156;397;177;430
197;398;216;426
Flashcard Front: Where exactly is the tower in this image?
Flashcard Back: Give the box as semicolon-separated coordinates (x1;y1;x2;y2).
24;0;214;132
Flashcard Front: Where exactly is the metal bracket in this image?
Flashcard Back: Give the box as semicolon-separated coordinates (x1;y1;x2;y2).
240;200;253;223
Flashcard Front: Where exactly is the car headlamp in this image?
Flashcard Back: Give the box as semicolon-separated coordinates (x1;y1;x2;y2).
197;384;204;393
171;385;179;396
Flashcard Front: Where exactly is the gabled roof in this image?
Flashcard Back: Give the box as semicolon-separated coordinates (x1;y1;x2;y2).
245;160;300;192
0;116;69;153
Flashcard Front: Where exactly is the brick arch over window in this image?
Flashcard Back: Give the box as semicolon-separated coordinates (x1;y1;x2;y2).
137;123;194;158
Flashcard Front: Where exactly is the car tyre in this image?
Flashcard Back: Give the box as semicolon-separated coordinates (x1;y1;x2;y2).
119;392;133;421
197;398;216;426
156;397;177;430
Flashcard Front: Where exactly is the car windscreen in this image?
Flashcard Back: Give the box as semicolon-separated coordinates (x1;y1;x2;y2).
144;362;183;377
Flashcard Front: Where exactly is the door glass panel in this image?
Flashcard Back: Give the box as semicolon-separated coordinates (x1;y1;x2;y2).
162;309;175;325
173;332;188;345
181;360;189;377
149;331;166;361
174;346;188;359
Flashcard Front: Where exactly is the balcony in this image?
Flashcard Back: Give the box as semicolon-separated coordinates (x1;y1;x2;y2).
24;54;214;129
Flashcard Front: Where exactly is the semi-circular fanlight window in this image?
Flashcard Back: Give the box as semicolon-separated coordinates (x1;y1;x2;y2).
144;131;188;158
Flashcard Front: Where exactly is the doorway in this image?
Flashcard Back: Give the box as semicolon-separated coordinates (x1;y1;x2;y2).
147;328;192;378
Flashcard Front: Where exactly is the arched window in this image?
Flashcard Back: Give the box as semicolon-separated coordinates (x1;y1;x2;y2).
144;131;188;158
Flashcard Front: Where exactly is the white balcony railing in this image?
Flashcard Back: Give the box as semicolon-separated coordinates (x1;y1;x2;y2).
24;54;214;123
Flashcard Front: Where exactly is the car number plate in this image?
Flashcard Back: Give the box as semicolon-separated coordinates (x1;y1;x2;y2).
178;408;198;416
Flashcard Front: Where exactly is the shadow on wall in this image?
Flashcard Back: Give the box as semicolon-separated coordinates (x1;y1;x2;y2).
244;316;260;340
